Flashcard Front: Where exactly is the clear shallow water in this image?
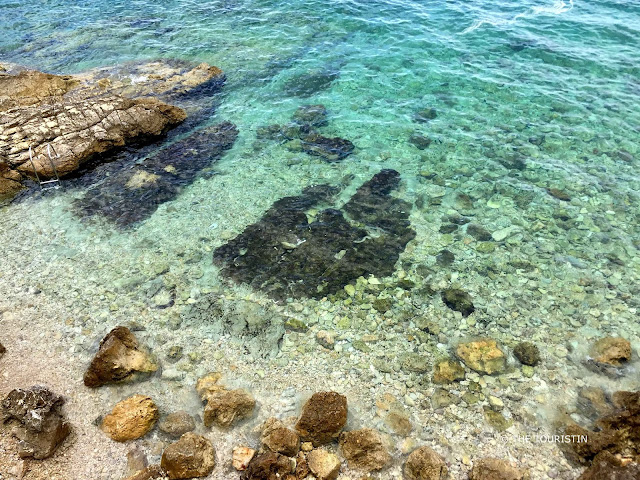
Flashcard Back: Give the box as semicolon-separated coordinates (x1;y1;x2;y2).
1;0;640;477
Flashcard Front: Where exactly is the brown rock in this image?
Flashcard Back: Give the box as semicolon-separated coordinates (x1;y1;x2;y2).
469;458;528;480
161;433;215;479
261;417;300;456
404;446;448;480
240;452;292;480
0;340;5;358
591;337;632;366
102;395;158;442
577;387;613;422
125;465;168;480
195;373;255;428
296;392;348;446
0;386;71;459
563;423;617;465
432;358;465;384
159;411;196;438
295;451;310;479
339;428;391;472
307;448;341;480
232;446;256;471
456;339;507;374
384;411;413;436
83;326;157;388
127;445;149;475
578;451;640;480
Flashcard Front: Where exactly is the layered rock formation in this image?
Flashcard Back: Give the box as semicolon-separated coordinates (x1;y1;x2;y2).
0;60;225;201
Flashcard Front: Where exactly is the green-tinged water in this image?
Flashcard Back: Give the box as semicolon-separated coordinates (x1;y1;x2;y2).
1;0;639;478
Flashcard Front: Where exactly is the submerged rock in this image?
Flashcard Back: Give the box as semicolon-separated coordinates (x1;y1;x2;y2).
513;342;541;366
432;358;466;384
241;452;292;480
577;451;640;480
283;69;339;97
413;107;438;123
0;341;5;359
232;446;256;471
339;428;391;472
214;169;415;300
102;395;159;442
295;392;348;446
307;449;341;480
75;122;238;227
0;60;224;201
456;339;506;374
161;433;216;479
404;446;448;480
159;411;196;438
409;133;432;150
441;288;475;316
0;386;71;459
300;132;355;161
590;337;632;366
261;417;300;456
292;104;328;127
469;458;528;480
196;372;255;428
84;326;157;388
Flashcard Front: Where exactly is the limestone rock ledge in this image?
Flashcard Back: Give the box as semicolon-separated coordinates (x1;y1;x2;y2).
0;60;225;201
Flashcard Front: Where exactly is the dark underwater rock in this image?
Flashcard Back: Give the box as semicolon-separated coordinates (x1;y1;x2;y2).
213;169;415;300
75;121;238;227
413;107;437;123
436;249;455;267
409;133;432;150
441;288;475;316
513;342;541;366
466;224;492;241
292;104;328;127
283;70;339;97
300;132;355;161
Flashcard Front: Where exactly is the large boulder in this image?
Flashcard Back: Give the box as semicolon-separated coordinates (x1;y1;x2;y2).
102;394;159;442
295;391;348;446
0;60;225;201
161;433;216;479
83;326;157;388
0;385;71;459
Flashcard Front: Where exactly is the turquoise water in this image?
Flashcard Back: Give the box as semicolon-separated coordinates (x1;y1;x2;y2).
1;0;640;477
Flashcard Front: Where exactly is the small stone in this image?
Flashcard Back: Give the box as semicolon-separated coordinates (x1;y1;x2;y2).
413;108;438;123
344;284;356;297
488;396;504;409
296;392;348;446
469;457;528;480
384;411;413;436
159;411;196;438
161;433;215;479
0;341;5;359
102;395;159;442
284;318;308;332
373;297;393;313
241;452;292;480
316;330;336;349
409;133;432;150
307;448;341;480
466;224;492;241
591;337;631;366
521;365;534;378
301;442;313;452
339;428;391;472
83;326;157;388
547;188;571;201
435;250;455;267
483;407;512;432
442;289;475;317
0;386;71;459
167;346;183;363
124;465;167;480
431;389;459;409
432;358;465;384
513;342;541;366
196;373;255;428
456;339;507;374
404;446;448;480
475;242;496;254
232;446;256;471
261;417;300;456
127;445;149;475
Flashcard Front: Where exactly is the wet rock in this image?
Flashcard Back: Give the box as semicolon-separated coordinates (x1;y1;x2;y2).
513;342;541;366
0;61;226;199
431;389;460;409
295;451;310;479
466;224;493;241
161;433;215;479
316;330;336;350
241;452;292;480
296;391;348;446
441;289;475;317
409;133;432;150
435;249;455;267
300;132;355;161
547;188;571;201
404;446;448;480
125;465;168;480
384;410;412;436
127;445;149;475
469;458;528;480
292;104;328;127
233;446;256;471
413;108;437;123
261;417;300;456
591;337;631;366
307;449;341;480
457;339;506;374
0;386;71;459
283;69;339;97
339;428;391;472
214;170;415;300
577;451;640;480
563;423;617;465
577;387;613;422
196;372;255;428
284;318;308;332
432;358;465;384
75;122;238;227
102;395;159;442
159;411;196;438
616;150;634;163
84;326;157;387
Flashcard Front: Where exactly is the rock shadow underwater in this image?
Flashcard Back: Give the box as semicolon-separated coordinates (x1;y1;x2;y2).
74;121;238;227
213;169;416;300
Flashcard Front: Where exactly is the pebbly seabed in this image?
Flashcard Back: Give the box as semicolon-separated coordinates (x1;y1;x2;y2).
1;0;640;479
